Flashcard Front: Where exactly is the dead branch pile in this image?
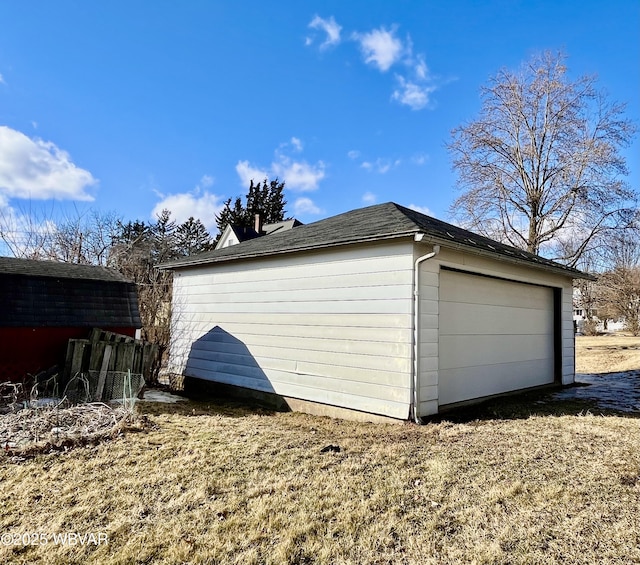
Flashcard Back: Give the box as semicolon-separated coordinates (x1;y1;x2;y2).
0;402;144;457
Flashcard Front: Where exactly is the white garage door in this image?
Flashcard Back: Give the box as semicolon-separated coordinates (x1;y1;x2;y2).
439;269;555;406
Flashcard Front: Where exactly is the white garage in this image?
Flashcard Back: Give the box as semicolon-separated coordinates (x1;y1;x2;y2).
162;202;591;422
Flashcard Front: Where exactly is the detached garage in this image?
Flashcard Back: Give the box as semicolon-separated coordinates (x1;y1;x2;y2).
161;202;590;422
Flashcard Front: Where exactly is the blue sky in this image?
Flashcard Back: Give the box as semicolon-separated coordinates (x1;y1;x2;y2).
0;1;638;239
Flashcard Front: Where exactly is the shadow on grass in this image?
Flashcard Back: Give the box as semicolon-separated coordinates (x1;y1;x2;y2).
137;390;281;419
139;373;640;424
430;382;640;424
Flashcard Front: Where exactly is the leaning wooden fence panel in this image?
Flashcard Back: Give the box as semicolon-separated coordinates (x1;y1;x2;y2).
62;329;158;402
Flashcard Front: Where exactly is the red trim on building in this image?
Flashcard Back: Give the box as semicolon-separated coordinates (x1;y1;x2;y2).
0;327;137;383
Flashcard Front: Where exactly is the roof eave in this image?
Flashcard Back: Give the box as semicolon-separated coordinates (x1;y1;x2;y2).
420;234;595;281
158;230;420;270
160;230;592;280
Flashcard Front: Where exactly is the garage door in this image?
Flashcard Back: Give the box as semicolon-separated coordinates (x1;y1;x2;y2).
439;269;555;406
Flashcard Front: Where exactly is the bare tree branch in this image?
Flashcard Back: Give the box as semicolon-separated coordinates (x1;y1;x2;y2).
449;50;637;265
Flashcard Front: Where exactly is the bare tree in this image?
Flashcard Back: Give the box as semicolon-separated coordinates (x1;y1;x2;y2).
596;230;640;335
572;247;602;335
449;50;637;266
107;209;213;381
0;204;121;265
47;209;121;265
0;202;57;258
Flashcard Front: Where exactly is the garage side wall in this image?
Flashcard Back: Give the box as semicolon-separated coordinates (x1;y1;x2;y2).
170;242;415;419
416;246;576;417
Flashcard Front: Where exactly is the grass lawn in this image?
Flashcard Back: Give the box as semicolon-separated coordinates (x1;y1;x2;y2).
0;339;639;564
576;333;640;373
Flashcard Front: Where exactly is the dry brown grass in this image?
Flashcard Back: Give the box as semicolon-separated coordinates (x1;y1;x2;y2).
576;334;640;373
0;341;639;564
0;397;638;565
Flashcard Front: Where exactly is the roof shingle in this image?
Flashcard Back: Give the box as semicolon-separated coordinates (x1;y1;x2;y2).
160;202;590;279
0;257;131;283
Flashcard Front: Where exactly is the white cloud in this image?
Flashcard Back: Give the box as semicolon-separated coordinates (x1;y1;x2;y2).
151;189;224;232
353;27;404;72
0;73;4;85
348;24;440;110
362;192;377;205
411;153;429;165
391;51;439;110
347;150;361;160
408;204;433;216
307;15;342;50
199;174;214;188
237;138;325;192
392;76;436;110
414;54;429;80
294;197;322;216
361;158;396;174
235;160;270;188
0;197;58;258
273;158;325;191
0;126;97;201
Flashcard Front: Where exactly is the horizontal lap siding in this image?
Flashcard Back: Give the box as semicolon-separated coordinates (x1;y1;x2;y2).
170;242;415;419
417;257;439;416
561;285;575;384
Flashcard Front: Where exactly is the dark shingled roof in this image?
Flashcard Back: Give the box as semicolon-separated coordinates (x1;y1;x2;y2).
229;225;261;243
160;202;591;279
0;257;131;282
0;257;141;328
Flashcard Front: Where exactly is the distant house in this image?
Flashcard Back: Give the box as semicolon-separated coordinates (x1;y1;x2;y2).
161;203;592;422
0;257;141;382
215;218;303;249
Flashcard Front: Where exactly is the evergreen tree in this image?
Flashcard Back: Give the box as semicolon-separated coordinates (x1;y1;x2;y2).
108;209;214;379
214;178;288;242
176;217;213;256
215;196;247;238
151;209;178;263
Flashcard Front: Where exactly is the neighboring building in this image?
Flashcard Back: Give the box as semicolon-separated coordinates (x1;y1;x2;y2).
215;225;260;249
0;257;141;382
215;218;303;249
161;202;592;422
572;286;624;333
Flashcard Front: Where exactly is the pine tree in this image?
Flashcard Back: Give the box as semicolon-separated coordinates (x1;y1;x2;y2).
214;178;288;242
176;217;213;256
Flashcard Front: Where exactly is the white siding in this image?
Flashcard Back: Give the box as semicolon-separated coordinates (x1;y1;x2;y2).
170;238;577;420
561;284;575;384
170;242;415;419
416;255;440;417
